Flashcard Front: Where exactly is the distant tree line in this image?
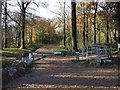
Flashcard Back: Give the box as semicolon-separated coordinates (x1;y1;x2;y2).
1;0;62;49
70;1;120;51
1;1;120;52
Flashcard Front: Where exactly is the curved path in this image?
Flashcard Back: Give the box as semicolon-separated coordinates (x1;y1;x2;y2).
4;45;120;90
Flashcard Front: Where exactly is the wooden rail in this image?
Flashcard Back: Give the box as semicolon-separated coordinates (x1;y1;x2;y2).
29;52;80;61
86;45;112;64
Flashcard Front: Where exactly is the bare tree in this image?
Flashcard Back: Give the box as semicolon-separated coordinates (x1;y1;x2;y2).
18;1;31;49
83;2;86;47
4;0;31;49
71;1;78;51
93;2;98;44
6;0;48;49
63;1;66;46
4;2;8;48
106;3;109;44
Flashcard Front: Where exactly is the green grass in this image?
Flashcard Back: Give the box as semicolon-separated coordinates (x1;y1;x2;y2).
0;56;16;61
112;49;120;55
1;55;17;68
3;48;31;53
3;48;31;52
52;46;68;52
1;48;31;62
1;48;32;68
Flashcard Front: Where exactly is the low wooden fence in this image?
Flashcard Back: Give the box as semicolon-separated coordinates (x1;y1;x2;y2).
85;45;112;63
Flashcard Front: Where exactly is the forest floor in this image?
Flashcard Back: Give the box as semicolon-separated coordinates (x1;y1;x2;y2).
3;45;120;90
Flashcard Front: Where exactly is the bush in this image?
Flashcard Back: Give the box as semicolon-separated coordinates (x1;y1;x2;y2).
85;60;90;65
90;60;98;66
29;43;42;50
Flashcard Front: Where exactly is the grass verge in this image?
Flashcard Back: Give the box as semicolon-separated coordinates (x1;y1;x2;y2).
1;48;32;68
52;46;68;52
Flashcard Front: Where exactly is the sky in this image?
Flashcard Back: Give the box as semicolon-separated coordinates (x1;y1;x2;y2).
8;0;120;19
35;0;59;19
7;0;70;19
35;0;71;19
7;0;120;19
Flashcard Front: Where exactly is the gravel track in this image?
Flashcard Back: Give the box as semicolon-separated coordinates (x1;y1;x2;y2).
3;45;120;90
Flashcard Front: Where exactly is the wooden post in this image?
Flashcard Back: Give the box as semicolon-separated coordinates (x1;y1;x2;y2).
76;52;79;61
32;53;34;61
86;46;88;61
82;48;84;60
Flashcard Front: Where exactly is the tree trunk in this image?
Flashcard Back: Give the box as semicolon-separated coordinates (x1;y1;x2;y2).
86;16;89;43
106;20;109;44
30;25;33;45
17;26;21;48
25;26;27;45
4;2;8;48
114;27;117;48
83;9;86;46
63;2;66;46
106;5;109;44
98;30;100;44
0;2;2;50
117;2;120;51
71;1;78;51
21;2;26;49
93;2;97;44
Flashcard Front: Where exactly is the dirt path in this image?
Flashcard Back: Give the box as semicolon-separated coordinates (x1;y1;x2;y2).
35;44;57;52
3;45;120;90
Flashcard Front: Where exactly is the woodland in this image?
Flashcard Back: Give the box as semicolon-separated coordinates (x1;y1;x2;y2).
1;1;120;88
1;1;120;52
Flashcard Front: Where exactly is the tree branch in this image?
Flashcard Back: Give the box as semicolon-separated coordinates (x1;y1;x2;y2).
25;2;31;10
17;0;22;11
33;0;38;7
5;10;21;27
2;3;21;26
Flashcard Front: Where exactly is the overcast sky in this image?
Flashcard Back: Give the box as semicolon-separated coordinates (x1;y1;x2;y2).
35;0;71;19
35;0;59;19
6;0;71;19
